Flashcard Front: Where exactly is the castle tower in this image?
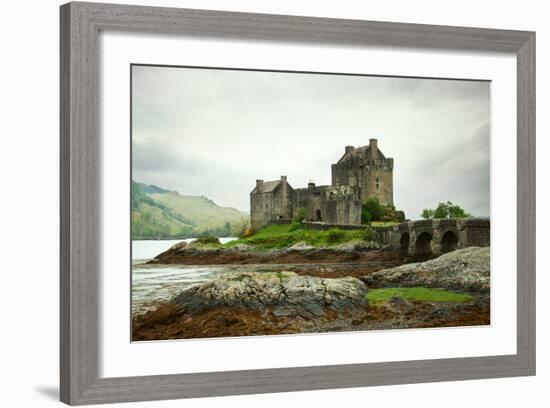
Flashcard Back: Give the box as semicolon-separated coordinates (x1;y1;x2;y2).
331;139;394;206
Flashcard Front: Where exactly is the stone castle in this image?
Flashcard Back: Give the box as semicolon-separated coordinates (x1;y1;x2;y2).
250;139;394;230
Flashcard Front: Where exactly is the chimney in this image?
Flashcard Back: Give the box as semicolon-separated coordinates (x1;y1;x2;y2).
281;175;287;183
345;145;354;154
369;139;378;160
256;179;263;192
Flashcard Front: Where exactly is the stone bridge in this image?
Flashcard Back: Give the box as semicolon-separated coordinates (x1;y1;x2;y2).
373;218;490;256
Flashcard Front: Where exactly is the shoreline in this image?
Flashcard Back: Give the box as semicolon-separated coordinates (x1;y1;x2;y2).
132;244;490;340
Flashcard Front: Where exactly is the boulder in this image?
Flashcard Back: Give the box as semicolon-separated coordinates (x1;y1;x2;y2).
333;240;380;252
361;247;490;293
174;271;368;317
168;241;188;251
231;243;253;251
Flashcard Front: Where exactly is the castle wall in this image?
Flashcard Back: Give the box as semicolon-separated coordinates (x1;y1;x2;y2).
293;185;361;225
294;186;325;221
271;181;294;221
331;156;362;189
250;191;273;231
362;158;394;205
321;199;362;225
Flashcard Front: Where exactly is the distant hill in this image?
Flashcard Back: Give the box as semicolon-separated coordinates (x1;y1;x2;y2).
131;181;248;240
137;182;169;195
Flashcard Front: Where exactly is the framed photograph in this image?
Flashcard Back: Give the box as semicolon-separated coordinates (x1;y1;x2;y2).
60;2;535;405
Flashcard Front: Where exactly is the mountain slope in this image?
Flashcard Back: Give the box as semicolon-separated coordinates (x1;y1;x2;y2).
151;191;246;232
131;181;248;239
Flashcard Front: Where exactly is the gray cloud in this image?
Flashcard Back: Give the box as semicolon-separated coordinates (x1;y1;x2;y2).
132;65;490;218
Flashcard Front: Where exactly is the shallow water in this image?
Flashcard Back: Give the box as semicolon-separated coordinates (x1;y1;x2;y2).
132;238;237;315
132;265;231;315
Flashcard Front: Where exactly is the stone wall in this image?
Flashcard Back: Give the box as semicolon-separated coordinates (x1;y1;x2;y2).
271;218;293;225
302;221;369;231
458;218;491;248
321;198;362;225
362;158;394;205
250;191;273;231
270;177;294;222
294;185;325;221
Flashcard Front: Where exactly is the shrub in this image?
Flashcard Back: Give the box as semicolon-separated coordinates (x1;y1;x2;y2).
288;221;302;231
294;207;306;222
363;229;376;241
241;228;254;238
326;229;346;243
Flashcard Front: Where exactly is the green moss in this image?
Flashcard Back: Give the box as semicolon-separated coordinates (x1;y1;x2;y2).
224;224;377;250
367;287;473;306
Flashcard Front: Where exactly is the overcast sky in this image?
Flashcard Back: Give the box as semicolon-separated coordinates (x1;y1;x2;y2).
132;65;490;219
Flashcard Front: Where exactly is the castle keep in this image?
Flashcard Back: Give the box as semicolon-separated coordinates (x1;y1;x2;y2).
250;139;394;230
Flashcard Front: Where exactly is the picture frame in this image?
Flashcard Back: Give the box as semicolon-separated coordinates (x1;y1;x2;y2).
60;1;535;405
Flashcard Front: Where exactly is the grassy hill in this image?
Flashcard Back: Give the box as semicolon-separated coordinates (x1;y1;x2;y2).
131;181;248;240
137;182;169;195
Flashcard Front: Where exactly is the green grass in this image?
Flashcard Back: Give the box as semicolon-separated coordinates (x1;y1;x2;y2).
367;287;473;306
224;223;376;250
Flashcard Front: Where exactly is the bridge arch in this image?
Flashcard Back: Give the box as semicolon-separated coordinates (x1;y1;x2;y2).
440;230;458;253
399;232;410;255
415;231;433;256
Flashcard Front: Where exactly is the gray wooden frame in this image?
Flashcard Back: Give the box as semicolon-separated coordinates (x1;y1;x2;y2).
60;1;536;405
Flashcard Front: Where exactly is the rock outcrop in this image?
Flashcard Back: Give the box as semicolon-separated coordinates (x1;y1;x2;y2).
150;244;401;265
173;271;368;318
361;247;490;293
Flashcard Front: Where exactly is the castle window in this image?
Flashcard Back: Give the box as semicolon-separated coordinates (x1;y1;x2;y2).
376;177;380;190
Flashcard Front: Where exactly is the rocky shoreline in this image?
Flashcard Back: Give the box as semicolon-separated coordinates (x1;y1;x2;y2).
133;247;491;340
147;240;415;266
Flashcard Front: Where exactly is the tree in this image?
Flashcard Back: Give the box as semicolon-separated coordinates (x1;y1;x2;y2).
421;208;434;219
361;197;385;224
223;222;231;237
421;201;471;219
